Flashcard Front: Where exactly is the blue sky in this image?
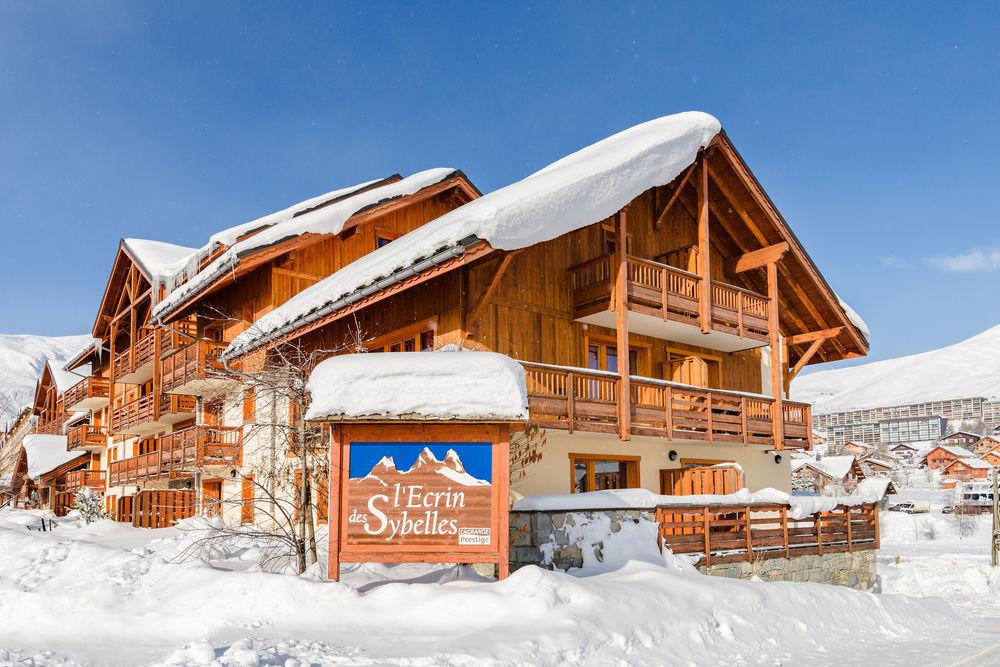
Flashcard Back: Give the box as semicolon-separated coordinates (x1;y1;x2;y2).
1;2;997;369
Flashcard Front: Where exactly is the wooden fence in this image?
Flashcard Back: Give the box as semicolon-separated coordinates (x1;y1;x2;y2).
131;490;196;529
655;502;879;567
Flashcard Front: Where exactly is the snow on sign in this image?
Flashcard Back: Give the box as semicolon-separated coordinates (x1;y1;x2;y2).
324;423;515;581
346;443;493;547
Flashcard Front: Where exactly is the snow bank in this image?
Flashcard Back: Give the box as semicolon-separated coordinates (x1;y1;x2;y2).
223;112;721;360
512;486;882;520
792;323;1000;413
151;169;459;322
0;505;984;665
22;434;85;479
305;351;528;422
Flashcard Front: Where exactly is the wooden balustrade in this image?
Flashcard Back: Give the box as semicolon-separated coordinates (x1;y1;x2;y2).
655;502;879;567
110;392;196;434
108;426;242;485
66;424;109;450
131;490;196;529
159;320;198;357
160;340;229;395
570;254;771;341
63;376;111;412
113;332;157;382
64;469;107;492
522;362;811;449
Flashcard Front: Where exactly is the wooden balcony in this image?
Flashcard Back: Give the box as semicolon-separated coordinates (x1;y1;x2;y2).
63;376;111;412
108;426;241;485
36;418;62;435
113;332;158;385
655;502;878;567
64;469;107;493
161;340;233;396
522;362;811;449
571;255;771;352
159;320;198;357
66;424;109;451
111;392;196;436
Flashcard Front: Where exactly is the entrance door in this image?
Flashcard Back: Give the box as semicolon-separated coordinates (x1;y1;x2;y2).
202;479;222;516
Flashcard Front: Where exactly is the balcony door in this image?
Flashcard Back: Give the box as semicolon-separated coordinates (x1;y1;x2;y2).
587;342;639;374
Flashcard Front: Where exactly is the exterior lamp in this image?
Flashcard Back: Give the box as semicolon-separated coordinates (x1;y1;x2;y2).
668;450;678;461
774;454;783;464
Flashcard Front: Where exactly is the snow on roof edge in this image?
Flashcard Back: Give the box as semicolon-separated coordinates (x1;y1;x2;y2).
224;112;721;360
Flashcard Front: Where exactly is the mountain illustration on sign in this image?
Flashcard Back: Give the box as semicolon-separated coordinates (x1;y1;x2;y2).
353;447;489;487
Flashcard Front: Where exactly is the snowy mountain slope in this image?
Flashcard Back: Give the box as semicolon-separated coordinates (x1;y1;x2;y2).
791;324;1000;414
0;333;93;425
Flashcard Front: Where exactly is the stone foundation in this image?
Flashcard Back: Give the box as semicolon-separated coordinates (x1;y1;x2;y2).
699;549;878;592
509;509;878;592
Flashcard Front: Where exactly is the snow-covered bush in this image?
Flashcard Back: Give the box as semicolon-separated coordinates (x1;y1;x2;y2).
72;488;106;524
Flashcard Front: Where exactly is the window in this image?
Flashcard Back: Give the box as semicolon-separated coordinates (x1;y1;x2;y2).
365;319;436;353
587;341;639;374
375;227;401;250
600;222;631;256
242;386;256;424
570;454;639;493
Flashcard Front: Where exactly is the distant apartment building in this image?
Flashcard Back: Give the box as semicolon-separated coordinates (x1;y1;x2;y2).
879;416;946;445
983;400;1000;424
814;397;986;429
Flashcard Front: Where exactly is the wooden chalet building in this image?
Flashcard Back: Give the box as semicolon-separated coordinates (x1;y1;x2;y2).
56;170;481;526
218;112;870;500
972;435;1000;456
940;431;981;449
842;441;873;458
921;445;976;471
982;449;1000;468
0;407;33;506
942;457;991;482
791;455;867;495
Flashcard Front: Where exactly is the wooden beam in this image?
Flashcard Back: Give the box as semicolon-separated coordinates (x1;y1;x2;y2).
786;327;844;346
655;164;695;230
767;261;783;449
728;242;789;274
272;267;324;283
468;251;518;330
615;209;631;441
786;338;824;388
697;159;711;334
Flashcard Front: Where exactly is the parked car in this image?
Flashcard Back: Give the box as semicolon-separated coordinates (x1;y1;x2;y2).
889;501;930;514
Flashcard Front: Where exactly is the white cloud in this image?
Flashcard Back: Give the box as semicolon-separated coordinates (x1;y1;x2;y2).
927;247;1000;272
879;256;914;270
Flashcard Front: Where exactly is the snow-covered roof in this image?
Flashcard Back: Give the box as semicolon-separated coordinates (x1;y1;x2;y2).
834;293;871;346
791;455;857;480
122;238;198;281
853;477;894;500
22;434;85;479
305;351;528;423
944;431;981;440
890;442;919;450
222;112;722;360
151;169;461;322
948;457;992;470
46;359;89;393
934;445;976;458
864;457;895;469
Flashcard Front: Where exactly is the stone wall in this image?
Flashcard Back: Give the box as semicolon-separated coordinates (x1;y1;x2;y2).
509;509;878;592
699;549;878;592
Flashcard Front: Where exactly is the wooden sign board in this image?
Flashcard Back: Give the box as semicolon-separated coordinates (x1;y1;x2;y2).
327;423;511;581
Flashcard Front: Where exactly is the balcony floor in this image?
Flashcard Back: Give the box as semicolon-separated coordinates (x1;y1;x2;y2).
578;308;767;353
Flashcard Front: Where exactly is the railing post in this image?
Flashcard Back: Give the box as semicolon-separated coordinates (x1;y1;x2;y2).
706;392;713;443
745;506;752;562
664;385;673;440
816;513;823;555
846;505;853;551
740;397;748;446
660;266;668;321
737;294;744;338
566;372;575;434
874;505;880;549
781;506;789;558
703;509;711;567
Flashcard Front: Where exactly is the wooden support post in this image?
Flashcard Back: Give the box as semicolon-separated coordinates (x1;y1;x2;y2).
816;513;824;555
846;506;853;551
615;210;631;441
497;426;511;580
766;261;784;449
874;505;880;550
327;425;342;581
697;160;711;334
706;392;714;443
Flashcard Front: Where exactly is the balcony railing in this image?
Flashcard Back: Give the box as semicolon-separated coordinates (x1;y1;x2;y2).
570;255;771;341
108;426;242;485
36;418;62;435
655;502;878;567
63;376;111;412
64;469;107;492
161;340;230;395
159;320;198;357
111;392;196;435
521;362;811;449
66;424;109;450
113;332;158;384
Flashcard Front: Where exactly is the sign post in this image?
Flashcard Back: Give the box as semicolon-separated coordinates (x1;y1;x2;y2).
326;422;512;581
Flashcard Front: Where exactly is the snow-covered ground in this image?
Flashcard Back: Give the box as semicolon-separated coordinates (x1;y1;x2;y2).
1;498;999;666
